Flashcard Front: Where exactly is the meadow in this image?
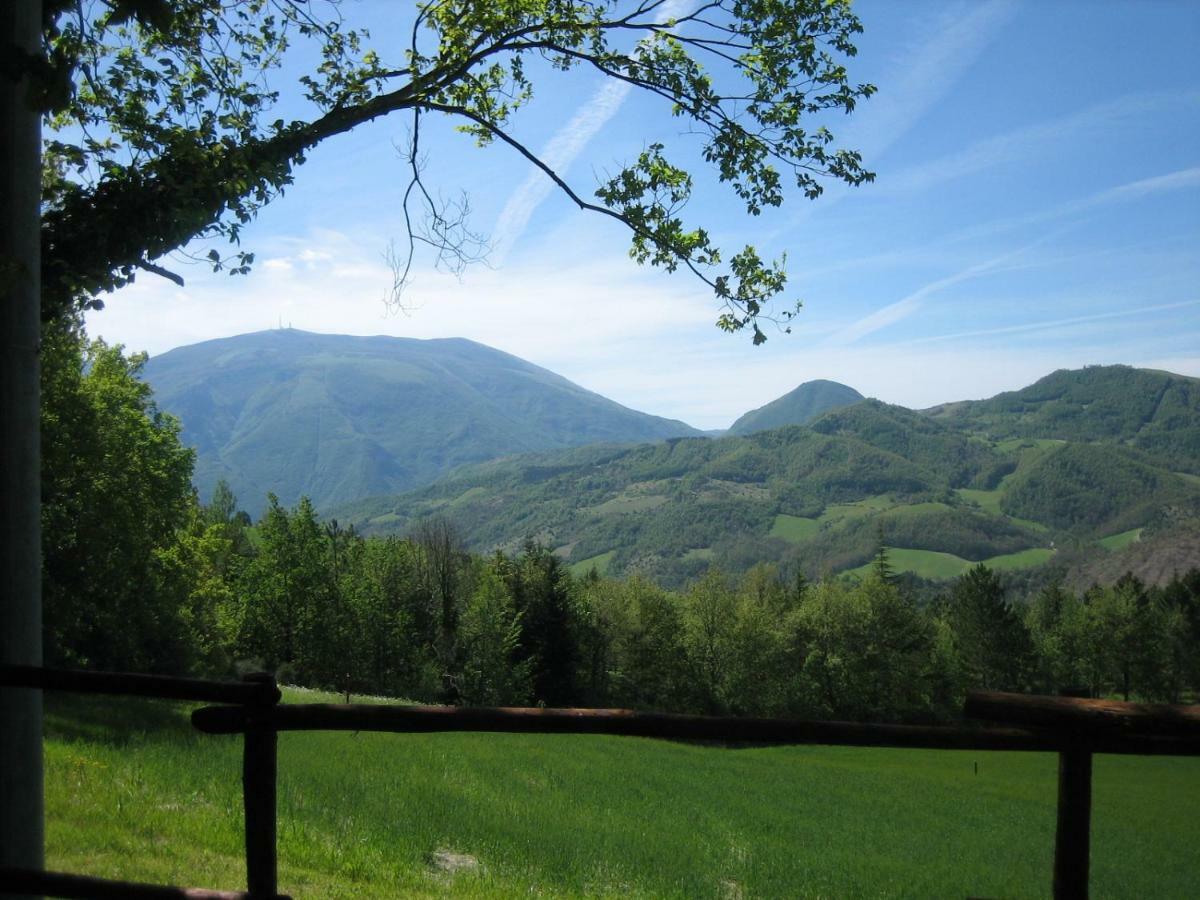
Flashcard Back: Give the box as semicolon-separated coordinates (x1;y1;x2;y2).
45;689;1199;898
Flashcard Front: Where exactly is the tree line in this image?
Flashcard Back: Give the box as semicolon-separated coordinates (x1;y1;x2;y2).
43;324;1200;719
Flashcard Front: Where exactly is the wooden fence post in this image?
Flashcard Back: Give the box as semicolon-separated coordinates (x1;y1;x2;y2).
241;673;279;898
1053;748;1092;900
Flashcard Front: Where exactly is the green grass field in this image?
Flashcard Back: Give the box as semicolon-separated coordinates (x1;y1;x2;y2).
956;487;1003;515
569;550;616;578
591;494;670;515
44;690;1200;898
818;495;894;526
1099;528;1143;551
850;548;971;580
769;514;820;543
996;438;1067;453
955;489;1049;533
984;547;1057;571
849;546;1055;580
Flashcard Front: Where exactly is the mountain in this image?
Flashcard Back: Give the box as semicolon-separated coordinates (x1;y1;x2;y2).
924;365;1200;473
807;400;1003;489
334;366;1200;587
142;330;702;514
727;379;863;435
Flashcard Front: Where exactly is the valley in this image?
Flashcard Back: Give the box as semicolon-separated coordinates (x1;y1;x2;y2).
141;332;1200;587
330;367;1200;587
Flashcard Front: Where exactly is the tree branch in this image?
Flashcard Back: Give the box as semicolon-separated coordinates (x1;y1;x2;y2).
133;258;185;287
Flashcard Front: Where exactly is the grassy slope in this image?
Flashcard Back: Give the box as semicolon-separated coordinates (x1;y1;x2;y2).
46;692;1199;899
1099;528;1143;551
848;548;1056;580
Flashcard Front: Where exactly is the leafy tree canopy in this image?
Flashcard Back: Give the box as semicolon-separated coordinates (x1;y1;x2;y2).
33;0;875;342
41;316;196;671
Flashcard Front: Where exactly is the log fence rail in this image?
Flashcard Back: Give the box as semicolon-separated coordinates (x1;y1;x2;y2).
2;663;1198;900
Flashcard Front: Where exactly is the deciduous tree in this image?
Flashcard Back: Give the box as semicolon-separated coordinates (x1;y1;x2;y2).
35;0;874;340
41;318;196;672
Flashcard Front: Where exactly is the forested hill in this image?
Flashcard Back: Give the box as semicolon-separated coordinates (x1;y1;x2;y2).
925;365;1200;473
143;330;702;515
728;379;863;435
335;368;1200;587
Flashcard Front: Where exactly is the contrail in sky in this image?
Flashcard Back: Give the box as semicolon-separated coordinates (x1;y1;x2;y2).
490;0;692;262
823;163;1200;346
822;237;1050;347
904;298;1200;346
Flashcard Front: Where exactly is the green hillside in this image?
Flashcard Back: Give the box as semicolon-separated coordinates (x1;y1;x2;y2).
143;330;701;515
728;379;863;435
808;400;1003;488
334;410;1063;585
926;365;1200;473
1000;443;1200;534
336;369;1200;585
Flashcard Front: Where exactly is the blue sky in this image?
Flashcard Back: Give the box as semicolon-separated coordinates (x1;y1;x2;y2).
86;0;1200;430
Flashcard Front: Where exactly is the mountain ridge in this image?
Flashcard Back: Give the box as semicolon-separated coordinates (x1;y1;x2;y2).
331;364;1200;586
143;329;703;514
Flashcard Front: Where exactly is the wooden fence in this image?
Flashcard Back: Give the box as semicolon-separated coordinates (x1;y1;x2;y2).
2;664;1198;900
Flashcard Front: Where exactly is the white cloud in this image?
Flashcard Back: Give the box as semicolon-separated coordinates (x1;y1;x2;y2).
86;228;714;363
85;226;1200;433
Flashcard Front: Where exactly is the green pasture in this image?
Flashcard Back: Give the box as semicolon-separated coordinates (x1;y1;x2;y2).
955;488;1048;532
985;547;1057;571
590;494;669;515
996;437;1067;453
1099;528;1143;551
366;512;402;527
44;690;1199;898
956;487;1004;515
849;548;970;580
850;546;1055;580
818;494;894;525
769;514;820;543
569;550;615;577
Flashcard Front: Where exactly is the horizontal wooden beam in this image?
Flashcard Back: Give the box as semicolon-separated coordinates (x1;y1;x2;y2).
0;665;280;706
189;703;1200;755
965;691;1200;737
0;866;290;899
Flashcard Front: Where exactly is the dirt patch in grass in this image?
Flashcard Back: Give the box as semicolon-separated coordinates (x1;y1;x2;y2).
428;848;482;876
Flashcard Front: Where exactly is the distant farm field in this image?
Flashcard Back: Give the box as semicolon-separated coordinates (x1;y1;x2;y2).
45;691;1199;898
1099;528;1143;551
850;546;1055;581
770;514;820;542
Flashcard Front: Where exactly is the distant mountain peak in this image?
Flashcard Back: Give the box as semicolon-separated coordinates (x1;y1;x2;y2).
728;379;864;435
143;331;702;515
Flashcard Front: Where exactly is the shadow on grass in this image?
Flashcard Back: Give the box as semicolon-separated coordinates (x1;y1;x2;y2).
44;692;199;747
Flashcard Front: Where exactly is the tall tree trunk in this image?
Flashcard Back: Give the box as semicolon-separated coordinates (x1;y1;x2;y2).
1;0;45;888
